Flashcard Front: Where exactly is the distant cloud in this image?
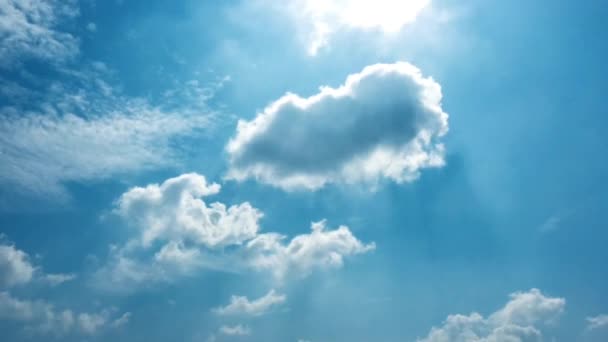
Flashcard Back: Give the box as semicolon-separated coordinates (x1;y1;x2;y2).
226;62;448;191
587;314;608;331
219;324;251;336
93;173;374;292
418;289;565;342
213;289;286;316
0;243;35;288
0;0;80;67
0;292;128;336
86;22;97;32
0;237;75;288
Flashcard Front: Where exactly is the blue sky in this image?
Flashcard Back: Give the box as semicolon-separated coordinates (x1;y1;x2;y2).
1;0;607;341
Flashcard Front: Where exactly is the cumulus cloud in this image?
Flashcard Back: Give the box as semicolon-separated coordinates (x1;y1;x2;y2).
245;220;375;280
418;289;565;342
587;314;608;331
213;289;286;316
219;324;251;336
0;292;128;336
115;173;262;248
0;242;35;288
0;0;79;66
226;62;448;191
93;173;374;292
0;238;76;289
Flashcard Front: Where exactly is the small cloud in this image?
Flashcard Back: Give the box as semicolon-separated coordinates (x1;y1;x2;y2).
43;273;77;286
213;289;286;317
587;314;608;331
219;324;251;336
86;22;97;32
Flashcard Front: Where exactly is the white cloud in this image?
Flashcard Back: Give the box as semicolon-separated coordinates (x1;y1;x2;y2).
219;324;251;336
418;289;565;342
245;220;375;280
0;238;75;289
111;312;132;328
226;62;448;191
43;273;76;286
93;173;374;292
0;243;35;288
0;291;127;336
115;173;262;248
0;65;219;204
0;0;79;66
213;289;286;317
587;314;608;331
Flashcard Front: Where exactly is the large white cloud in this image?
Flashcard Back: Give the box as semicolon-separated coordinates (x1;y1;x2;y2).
213;289;286;317
94;173;374;292
0;0;79;66
226;62;448;191
418;289;565;342
0;291;129;336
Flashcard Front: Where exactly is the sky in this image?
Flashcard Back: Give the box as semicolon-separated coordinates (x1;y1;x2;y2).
0;0;607;341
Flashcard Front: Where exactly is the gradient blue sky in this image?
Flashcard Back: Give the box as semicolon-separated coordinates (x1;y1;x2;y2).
1;0;607;341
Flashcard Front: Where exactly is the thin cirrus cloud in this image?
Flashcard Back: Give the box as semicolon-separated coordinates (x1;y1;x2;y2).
226;62;448;191
418;289;565;342
213;289;286;317
92;173;374;293
0;63;221;204
0;0;80;67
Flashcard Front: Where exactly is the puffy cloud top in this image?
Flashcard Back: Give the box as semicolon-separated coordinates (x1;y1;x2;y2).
0;243;35;288
227;62;448;190
418;289;565;342
213;289;286;316
116;173;262;248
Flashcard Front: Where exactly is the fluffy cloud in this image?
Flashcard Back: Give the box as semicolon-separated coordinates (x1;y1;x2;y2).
245;220;375;280
418;289;565;342
94;173;374;291
213;289;286;316
587;314;608;331
0;238;75;289
0;243;35;288
0;292;128;336
219;324;251;336
115;173;262;248
226;62;448;191
0;0;79;66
